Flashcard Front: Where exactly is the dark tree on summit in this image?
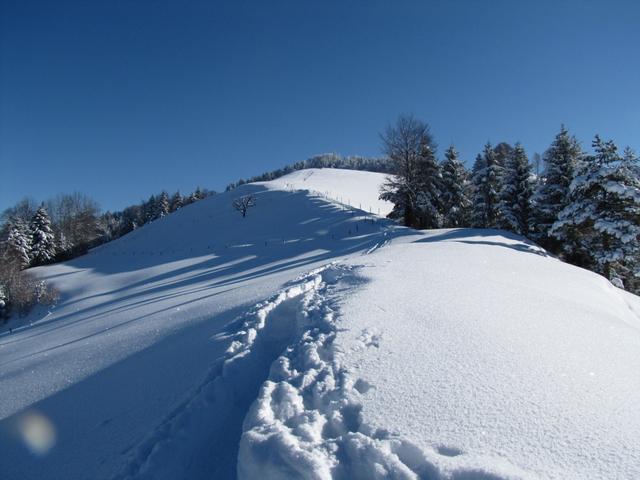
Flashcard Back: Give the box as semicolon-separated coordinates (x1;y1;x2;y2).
233;195;256;218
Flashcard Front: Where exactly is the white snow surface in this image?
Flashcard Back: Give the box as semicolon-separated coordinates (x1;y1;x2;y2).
260;168;394;217
1;168;639;480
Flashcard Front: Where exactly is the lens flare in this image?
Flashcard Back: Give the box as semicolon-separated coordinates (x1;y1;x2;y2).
16;411;56;455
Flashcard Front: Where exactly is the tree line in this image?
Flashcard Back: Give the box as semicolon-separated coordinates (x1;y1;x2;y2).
380;115;640;294
0;187;213;319
225;153;392;191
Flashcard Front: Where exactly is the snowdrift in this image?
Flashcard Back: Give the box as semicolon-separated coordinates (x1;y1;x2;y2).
1;168;639;480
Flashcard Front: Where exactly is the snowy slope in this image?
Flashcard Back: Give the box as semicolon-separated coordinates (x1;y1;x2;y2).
237;230;640;480
0;170;390;480
2;168;640;480
262;168;394;217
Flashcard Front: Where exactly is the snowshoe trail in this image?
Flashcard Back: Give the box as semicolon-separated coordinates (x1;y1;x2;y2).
237;263;532;480
115;264;362;479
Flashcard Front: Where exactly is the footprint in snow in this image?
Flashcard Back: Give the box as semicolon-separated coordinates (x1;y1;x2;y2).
358;328;382;348
436;445;464;457
354;378;374;394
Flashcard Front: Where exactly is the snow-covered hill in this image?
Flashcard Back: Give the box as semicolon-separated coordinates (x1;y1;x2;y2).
1;168;639;480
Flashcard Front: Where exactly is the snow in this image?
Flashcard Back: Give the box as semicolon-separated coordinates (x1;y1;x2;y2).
238;229;640;480
261;168;394;217
0;170;390;480
1;168;640;480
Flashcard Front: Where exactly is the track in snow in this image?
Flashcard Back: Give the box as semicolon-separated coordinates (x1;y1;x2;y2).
236;263;534;480
115;264;362;479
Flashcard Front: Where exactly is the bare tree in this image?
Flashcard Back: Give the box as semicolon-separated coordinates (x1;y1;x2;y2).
45;192;101;254
233;195;256;218
379;114;440;228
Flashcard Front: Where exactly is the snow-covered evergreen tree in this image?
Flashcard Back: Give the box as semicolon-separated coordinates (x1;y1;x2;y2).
414;138;443;228
498;143;534;235
4;219;31;269
612;147;640;291
187;191;199;205
440;146;471;227
169;191;183;212
143;195;157;223
156;191;170;218
30;206;56;265
493;142;513;169
533;125;582;242
472;143;503;228
551;136;640;288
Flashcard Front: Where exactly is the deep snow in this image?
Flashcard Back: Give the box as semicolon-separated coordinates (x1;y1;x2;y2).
1;168;639;480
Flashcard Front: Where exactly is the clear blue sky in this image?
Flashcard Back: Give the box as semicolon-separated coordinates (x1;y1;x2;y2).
1;0;638;213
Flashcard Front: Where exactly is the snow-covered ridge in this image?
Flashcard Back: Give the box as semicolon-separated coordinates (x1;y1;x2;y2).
259;168;394;217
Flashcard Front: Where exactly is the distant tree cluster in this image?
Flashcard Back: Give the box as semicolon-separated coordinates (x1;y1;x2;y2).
109;187;213;240
0;187;213;320
380;115;640;293
225;153;393;191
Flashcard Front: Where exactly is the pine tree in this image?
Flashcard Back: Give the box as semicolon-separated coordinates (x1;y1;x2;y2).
498;143;534;235
169;191;183;212
472;142;503;228
30;206;56;265
414;137;443;228
4;219;31;269
551;136;640;288
612;147;640;291
156;191;170;218
187;191;199;205
143;195;157;223
533;125;582;243
440;146;471;227
493;142;514;169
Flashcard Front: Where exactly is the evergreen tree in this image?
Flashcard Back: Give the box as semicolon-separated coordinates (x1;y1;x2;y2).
414;137;443;228
156;191;170;218
30;206;56;265
612;147;640;291
440;146;471;227
187;191;200;205
498;143;534;235
143;195;157;223
533;125;582;242
493;142;514;168
551;135;640;287
472;143;503;228
4;219;31;269
169;191;183;212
